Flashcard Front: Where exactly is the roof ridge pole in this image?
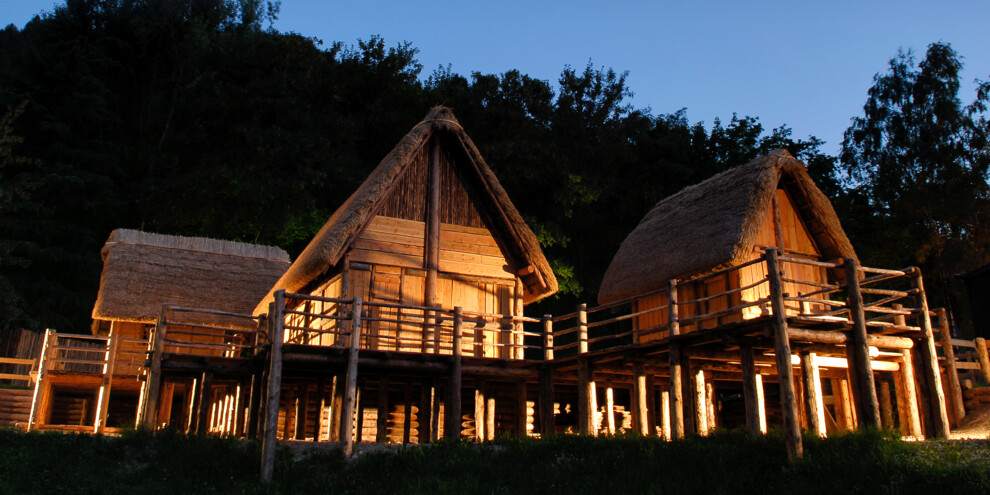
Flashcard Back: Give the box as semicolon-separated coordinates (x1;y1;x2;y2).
843;257;881;429
260;290;285;482
766;248;803;461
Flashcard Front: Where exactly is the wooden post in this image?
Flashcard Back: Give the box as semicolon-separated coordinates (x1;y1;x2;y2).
668;343;684;439
140;305;169;431
420;378;435;443
474;387;485;442
976;337;990;384
605;382;616;435
740;345;762;436
911;269;949;438
645;374;657;435
294;383;310;440
485;390;496;441
234;382;245;437
843;258;881;428
260;290;285;483
693;368;708;436
577;357;594;435
516;382;528;437
899;349;923;436
766;248;802;460
660;387;671;440
402;384;413;444
578;304;589;353
514;278;525;360
667;278;684;439
878;380;894;428
539;315;555;437
445;307;463;440
799;351;826;437
376;376;389;443
937;309;965;423
755;374;767;434
633;361;649;435
27;329;55;432
341;297;362;455
195;372;214;435
94;329;119;434
705;380;717;432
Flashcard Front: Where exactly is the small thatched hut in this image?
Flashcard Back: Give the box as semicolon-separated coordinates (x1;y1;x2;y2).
92;229;290;366
256;106;557;357
599;150;857;337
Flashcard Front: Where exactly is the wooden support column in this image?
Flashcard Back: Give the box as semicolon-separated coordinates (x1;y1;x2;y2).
514;278;525;360
195;372;214;435
693;369;708;436
474;386;485;442
937;309;965;422
260;292;286;482
341;297;363;455
645;374;657;436
577;357;595;436
605;382;616;435
633;361;649;436
485;389;496;441
899;349;923;436
294;383;310;440
878;380;894;428
705;380;717;432
799;351;826;437
660;386;671;440
402;384;414;444
95;329;119;434
539;315;555;437
516;381;528;438
766;248;802;460
755;374;768;434
911;269;949;439
740;345;762;436
667;278;684;439
976;338;990;384
376;376;390;443
139;305;169;431
844;258;881;428
681;352;695;435
444;307;463;439
421;378;435;443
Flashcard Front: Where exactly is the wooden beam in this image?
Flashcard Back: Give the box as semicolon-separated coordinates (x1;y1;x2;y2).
633;361;649;435
668;342;684;439
140;306;169;431
899;349;923;436
755;374;767;434
195;371;214;435
28;329;55;432
910;270;949;439
740;345;762;436
261;294;284;481
693;369;708;436
94;326;119;434
516;381;528;438
605;381;616;435
376;376;389;443
976;337;990;385
937;309;965;423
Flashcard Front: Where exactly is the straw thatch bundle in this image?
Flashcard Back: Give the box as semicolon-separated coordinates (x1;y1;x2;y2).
598;150;856;304
255;106;556;313
92;229;290;325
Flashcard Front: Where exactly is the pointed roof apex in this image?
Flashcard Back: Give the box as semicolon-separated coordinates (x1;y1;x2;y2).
769;148;793;158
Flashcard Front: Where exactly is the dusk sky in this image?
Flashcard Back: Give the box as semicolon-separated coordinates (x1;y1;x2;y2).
3;1;989;155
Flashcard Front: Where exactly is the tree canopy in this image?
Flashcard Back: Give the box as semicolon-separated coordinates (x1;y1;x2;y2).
1;1;986;335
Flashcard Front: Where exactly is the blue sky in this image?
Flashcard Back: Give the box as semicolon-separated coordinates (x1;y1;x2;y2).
3;1;989;155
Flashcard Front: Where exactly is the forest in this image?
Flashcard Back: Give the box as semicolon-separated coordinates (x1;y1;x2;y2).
1;0;989;335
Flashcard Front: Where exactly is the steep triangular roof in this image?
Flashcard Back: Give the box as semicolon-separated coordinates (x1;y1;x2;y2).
598;150;856;304
93;229;290;326
256;106;556;313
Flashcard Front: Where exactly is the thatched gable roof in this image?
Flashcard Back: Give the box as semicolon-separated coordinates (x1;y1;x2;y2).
92;229;290;325
598;150;857;304
255;106;557;314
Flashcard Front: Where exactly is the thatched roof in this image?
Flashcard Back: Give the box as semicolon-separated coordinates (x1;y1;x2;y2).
598;150;857;304
92;229;290;326
256;106;556;313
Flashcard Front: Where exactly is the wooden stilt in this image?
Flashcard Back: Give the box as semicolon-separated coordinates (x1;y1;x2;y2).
294;383;309;440
910;269;949;438
605;382;616;435
445;307;463;440
589;371;599;436
899;349;923;436
485;391;496;441
341;297;363;455
195;372;214;435
516;381;528;438
403;383;414;444
975;338;990;384
755;374;767;434
330;376;343;442
878;380;893;428
139;306;169;430
681;353;695;435
937;309;964;422
741;345;762;436
28;329;55;432
260;294;285;482
431;380;442;441
767;248;802;461
844;258;881;428
668;343;685;439
800;352;826;437
633;361;649;435
693;369;708;436
577;357;592;435
95;329;119;434
539;314;555;437
376;376;389;443
421;378;435;442
705;379;717;432
474;387;485;442
660;387;671;440
645;374;657;436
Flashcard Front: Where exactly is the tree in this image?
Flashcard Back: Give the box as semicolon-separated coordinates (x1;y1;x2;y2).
840;42;990;327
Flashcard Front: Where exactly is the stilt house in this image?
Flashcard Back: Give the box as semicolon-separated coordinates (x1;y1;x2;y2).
28;229;289;433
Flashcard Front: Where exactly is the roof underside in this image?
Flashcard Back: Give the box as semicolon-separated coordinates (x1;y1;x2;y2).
598;151;857;304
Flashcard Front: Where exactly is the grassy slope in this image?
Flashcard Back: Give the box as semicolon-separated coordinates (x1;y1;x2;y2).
1;428;988;494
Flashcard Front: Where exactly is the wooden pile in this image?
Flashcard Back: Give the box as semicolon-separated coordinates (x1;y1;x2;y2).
962;385;990;411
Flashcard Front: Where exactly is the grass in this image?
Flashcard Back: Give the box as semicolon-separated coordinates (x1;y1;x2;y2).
1;428;988;494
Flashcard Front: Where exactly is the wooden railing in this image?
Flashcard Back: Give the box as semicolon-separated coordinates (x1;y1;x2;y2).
279;293;544;360
0;356;36;384
550;249;929;357
154;305;261;358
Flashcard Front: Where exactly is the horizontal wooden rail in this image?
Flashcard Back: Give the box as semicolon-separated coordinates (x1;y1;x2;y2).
677;298;770;326
0;357;36;366
166;306;258;320
776;255;843;269
0;372;31;381
54;334;109;341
